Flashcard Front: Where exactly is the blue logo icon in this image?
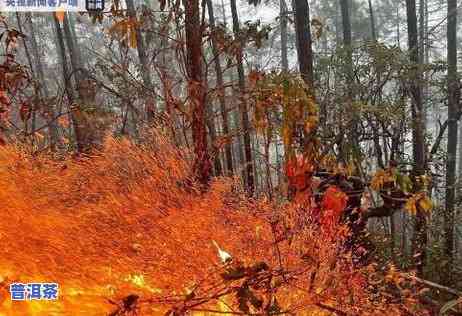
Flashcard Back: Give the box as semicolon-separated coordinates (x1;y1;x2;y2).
10;283;59;301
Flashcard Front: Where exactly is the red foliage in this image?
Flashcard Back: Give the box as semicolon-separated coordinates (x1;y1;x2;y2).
286;154;314;191
322;186;348;214
319;186;348;237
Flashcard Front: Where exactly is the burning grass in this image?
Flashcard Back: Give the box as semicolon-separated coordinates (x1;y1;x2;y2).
0;131;427;315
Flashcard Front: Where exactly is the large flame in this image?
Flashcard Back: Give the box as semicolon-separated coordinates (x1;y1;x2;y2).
0;131;425;315
0;133;273;315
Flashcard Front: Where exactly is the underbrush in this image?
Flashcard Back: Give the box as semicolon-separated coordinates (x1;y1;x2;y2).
0;132;427;315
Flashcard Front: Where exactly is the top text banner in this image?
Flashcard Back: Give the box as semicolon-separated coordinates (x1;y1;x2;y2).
0;0;88;11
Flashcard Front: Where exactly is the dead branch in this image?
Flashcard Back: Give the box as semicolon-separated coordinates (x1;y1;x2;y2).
402;273;462;297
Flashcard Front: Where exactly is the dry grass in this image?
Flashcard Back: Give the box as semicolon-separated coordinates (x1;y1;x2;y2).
0;132;426;315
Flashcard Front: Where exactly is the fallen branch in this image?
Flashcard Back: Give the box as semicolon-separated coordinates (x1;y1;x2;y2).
402;273;462;297
363;206;397;219
316;303;348;316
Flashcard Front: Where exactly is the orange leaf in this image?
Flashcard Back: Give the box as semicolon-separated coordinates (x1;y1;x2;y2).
55;10;65;23
129;26;137;49
322;186;348;217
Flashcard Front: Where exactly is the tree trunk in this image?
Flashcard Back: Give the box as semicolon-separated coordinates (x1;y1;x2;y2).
444;0;458;284
396;5;401;48
293;0;314;86
367;0;376;41
293;0;316;148
52;14;86;152
52;15;73;101
125;0;156;121
62;13;103;153
230;0;254;194
458;122;462;259
280;0;289;72
62;14;85;82
334;0;341;47
340;0;358;162
419;0;425;65
367;0;384;169
220;2;243;178
206;0;234;176
205;85;223;176
405;0;427;277
419;0;428;128
340;0;352;74
183;0;212;186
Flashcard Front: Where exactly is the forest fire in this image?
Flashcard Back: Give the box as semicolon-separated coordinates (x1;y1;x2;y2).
0;0;461;313
0;133;428;315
